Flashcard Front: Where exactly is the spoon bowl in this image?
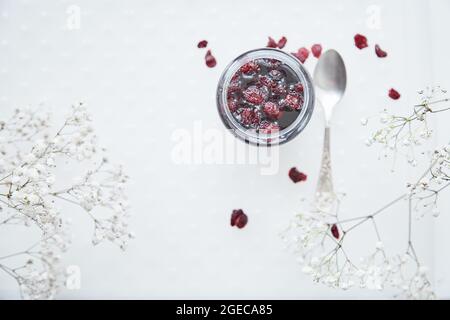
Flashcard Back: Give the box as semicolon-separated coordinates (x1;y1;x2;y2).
314;49;347;125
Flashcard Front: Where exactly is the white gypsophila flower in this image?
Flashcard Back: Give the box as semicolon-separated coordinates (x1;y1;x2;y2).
366;87;448;167
0;103;132;299
408;144;450;218
282;195;436;299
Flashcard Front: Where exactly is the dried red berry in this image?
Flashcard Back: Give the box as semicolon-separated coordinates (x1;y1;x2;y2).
292;47;309;63
330;224;340;239
227;98;239;113
205;50;217;68
277;36;287;49
197;40;208;48
293;83;304;93
288;167;307;183
267;36;278;48
354;34;368;49
388;88;401;100
243;86;265;104
283;94;302;110
240;108;261;126
227;80;240;98
272;84;287;96
258;75;276;89
263;102;280;119
240;61;260;74
230;209;248;229
311;44;322;58
375;44;387;58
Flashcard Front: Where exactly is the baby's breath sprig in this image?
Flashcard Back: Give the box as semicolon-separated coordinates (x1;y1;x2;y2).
363;86;449;167
0;104;132;299
285;88;450;299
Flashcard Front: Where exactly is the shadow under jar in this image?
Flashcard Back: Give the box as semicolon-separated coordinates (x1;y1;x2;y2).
217;48;315;146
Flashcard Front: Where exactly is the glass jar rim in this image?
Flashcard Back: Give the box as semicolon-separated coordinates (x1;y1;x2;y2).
216;48;315;146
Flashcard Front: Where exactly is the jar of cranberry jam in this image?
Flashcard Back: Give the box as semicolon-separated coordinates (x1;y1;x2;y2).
217;48;314;145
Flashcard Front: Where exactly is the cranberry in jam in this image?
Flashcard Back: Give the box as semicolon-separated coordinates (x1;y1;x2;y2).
225;57;305;133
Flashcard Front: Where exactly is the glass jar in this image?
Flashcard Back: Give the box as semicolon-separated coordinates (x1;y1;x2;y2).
216;48;315;146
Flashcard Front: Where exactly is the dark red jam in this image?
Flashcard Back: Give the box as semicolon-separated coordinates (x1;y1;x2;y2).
226;58;304;133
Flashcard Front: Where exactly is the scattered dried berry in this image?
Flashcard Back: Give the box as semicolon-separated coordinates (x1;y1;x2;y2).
230;209;248;229
267;36;278;48
311;44;322;58
197;40;208;48
205;50;217;68
288;167;307;183
267;36;287;49
292;47;309;63
354;34;368;49
375;44;387;58
388;88;401;100
277;36;287;49
331;224;340;239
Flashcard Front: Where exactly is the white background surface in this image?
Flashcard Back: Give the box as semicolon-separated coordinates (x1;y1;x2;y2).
0;0;449;299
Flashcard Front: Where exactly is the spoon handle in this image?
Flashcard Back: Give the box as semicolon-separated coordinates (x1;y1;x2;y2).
315;126;337;210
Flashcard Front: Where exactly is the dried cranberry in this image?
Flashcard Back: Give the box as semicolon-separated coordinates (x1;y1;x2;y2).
227;80;240;97
283;94;302;110
205;50;217;68
267;36;278;48
258;75;276;89
293;83;304;93
272;84;287;96
292;47;309;63
311;44;322;58
231;71;240;81
197;40;208;48
388;88;401;100
375;44;387;58
263;102;280;119
354;34;368;49
330;224;340;239
243;86;265;104
240;61;260;74
227;98;239;113
277;36;287;49
230;209;248;229
288;167;307;183
240;108;261;126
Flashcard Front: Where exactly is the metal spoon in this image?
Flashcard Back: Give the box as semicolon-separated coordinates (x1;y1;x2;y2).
313;49;347;210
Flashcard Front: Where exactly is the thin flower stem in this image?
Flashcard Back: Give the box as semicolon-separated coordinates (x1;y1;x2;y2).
337;193;406;225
